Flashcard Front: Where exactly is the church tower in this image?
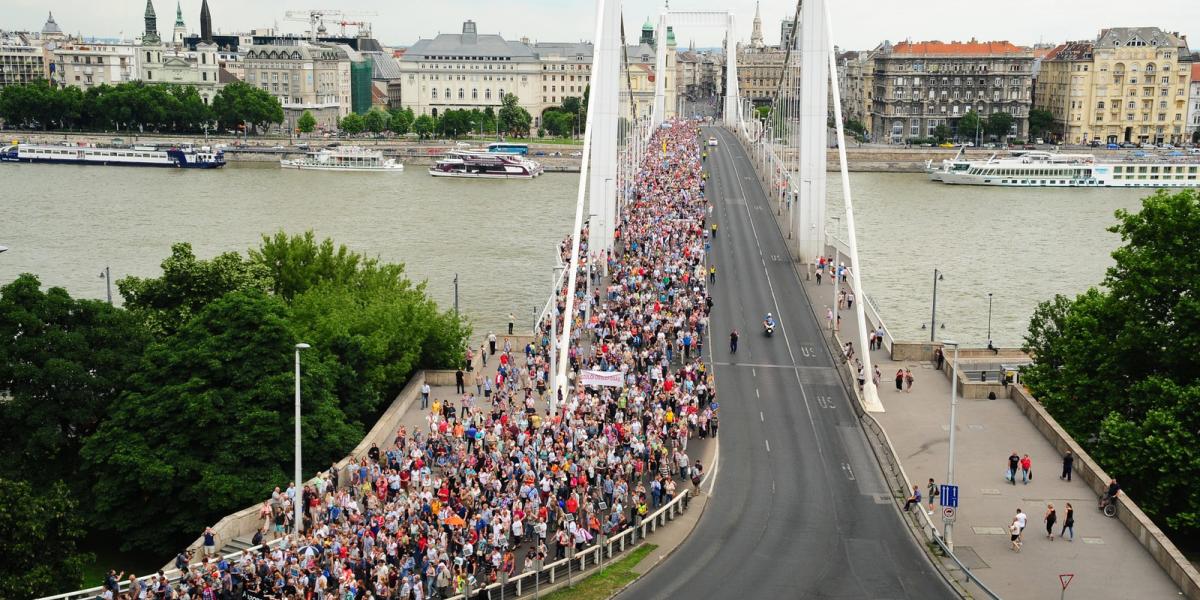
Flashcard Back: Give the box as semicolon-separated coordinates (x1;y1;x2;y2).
142;0;161;45
172;1;187;46
200;0;213;43
750;1;765;50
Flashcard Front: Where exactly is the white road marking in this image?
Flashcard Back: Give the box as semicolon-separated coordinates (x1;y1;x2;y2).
765;439;771;452
842;462;856;481
759;411;764;422
755;388;760;398
700;438;720;496
752;368;757;377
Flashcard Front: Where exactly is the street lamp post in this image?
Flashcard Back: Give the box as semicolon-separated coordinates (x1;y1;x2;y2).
942;339;960;551
831;216;841;332
453;273;459;316
99;266;113;305
987;292;993;345
293;342;311;536
930;268;944;342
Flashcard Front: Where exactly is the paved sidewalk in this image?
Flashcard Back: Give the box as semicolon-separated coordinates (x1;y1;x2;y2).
800;269;1182;599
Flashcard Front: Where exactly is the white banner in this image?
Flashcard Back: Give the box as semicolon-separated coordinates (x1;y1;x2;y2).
581;370;624;388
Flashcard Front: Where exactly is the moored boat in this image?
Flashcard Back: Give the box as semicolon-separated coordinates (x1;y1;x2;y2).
428;150;543;179
1;142;224;168
279;146;402;172
928;150;1200;188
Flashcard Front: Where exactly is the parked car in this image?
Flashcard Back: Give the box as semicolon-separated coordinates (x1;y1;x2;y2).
1160;143;1174;149
1106;143;1121;149
1120;142;1138;149
569;151;583;157
1023;144;1036;150
534;151;546;156
938;142;955;148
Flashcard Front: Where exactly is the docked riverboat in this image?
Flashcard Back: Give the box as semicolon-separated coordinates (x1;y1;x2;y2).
279;147;402;172
927;150;1200;188
0;143;225;168
428;150;543;179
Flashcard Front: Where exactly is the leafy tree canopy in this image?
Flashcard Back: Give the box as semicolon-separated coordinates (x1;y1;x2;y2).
117;242;272;335
0;275;150;489
1023;189;1200;535
80;290;359;554
297;110;317;134
0;478;92;598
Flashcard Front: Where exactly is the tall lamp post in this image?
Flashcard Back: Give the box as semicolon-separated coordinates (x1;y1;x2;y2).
930;268;944;342
293;342;311;536
941;339;960;551
99;266;113;305
987;292;993;346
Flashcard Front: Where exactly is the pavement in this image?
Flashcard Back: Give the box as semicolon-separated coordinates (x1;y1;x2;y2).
617;126;958;599
803;225;1184;596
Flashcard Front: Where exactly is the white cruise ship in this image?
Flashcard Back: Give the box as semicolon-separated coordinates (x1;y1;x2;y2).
928;150;1200;188
1;143;225;168
280;147;402;172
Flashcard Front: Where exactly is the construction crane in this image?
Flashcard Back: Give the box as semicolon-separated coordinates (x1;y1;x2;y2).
283;9;377;42
337;20;372;38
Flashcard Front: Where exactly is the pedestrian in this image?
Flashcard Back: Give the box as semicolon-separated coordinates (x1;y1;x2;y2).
465;346;474;372
475;372;483;397
1044;503;1057;540
826;306;834;329
1060;450;1074;482
1020;453;1032;484
1007;451;1020;485
872;366;881;389
709;265;716;283
1009;518;1022;552
934;347;944;371
926;478;939;511
508;313;515;335
1016;507;1028;540
729;329;738;353
903;485;922;512
421;381;431;409
875;326;885;350
904;368;914;392
455;368;465;394
488;331;498;355
894;369;905;392
816;266;823;285
202;526;218;558
846;290;855;310
480;343;488;366
1060;502;1075;541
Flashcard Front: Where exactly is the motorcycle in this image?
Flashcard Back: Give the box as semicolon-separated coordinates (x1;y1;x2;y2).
763;321;775;337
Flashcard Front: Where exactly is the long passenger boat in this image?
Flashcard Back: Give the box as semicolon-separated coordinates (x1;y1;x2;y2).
1;143;225;168
927;150;1200;188
428;150;543;179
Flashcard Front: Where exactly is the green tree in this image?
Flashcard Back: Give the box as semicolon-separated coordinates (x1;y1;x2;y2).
0;275;150;489
362;108;390;134
985;111;1014;139
1028;108;1055;139
413;114;435;139
440;109;471;138
297;110;317;134
1023;189;1200;536
498;93;531;137
957;110;981;141
249;231;365;301
932;124;952;143
0;479;91;598
339;112;365;134
117;242;272;335
211;81;283;134
388;107;414;135
80;290;360;554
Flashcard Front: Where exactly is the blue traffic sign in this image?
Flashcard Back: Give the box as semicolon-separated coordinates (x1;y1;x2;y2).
940;484;959;508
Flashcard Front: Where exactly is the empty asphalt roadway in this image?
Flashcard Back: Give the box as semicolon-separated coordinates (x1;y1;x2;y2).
617;126;959;599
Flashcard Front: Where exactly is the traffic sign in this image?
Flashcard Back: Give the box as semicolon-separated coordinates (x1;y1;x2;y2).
941;506;956;522
1059;573;1074;590
940;484;959;508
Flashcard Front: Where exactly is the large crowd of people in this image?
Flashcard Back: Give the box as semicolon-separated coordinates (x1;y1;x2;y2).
105;121;717;600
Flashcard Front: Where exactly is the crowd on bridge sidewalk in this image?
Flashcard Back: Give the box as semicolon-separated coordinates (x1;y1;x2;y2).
97;121;724;600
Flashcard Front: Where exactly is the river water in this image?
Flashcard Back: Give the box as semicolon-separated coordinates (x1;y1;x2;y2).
0;162;1150;346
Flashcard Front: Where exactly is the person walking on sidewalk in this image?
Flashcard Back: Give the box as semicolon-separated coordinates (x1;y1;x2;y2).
1044;503;1057;540
455;368;465;394
1061;450;1074;482
1009;518;1022;552
934;347;945;371
904;368;914;392
1020;453;1033;484
1060;502;1075;541
1016;508;1028;540
488;331;498;355
1007;451;1021;485
421;382;431;409
895;369;905;392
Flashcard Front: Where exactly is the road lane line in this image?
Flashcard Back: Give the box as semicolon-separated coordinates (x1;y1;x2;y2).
760;411;764;422
765;439;771;452
755;388;760;398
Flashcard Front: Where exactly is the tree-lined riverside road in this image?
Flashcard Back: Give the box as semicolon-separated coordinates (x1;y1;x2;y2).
618;127;958;599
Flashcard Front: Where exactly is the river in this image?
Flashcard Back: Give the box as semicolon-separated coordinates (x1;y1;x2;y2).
0;161;1152;347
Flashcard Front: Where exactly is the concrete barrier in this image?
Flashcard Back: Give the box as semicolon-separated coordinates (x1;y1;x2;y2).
1008;384;1200;599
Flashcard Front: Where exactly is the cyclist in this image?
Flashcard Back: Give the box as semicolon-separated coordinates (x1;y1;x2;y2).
1099;478;1120;511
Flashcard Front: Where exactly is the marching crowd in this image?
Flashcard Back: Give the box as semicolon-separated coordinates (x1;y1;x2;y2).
105;121;718;600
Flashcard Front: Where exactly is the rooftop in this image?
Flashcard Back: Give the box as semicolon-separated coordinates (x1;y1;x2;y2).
1095;27;1187;50
1044;41;1094;62
890;39;1028;56
402;21;537;62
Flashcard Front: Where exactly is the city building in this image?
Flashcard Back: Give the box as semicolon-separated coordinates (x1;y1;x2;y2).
172;1;188;47
735;3;794;105
533;40;593;118
837;49;876;133
0;31;49;89
243;43;351;131
361;50;403;109
398;20;542;122
139;0;222;103
869;39;1035;143
1188;63;1200;142
622;21;677;121
48;42;138;88
1035;27;1193;145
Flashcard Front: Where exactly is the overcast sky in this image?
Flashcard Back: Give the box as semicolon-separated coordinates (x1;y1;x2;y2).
5;0;1200;50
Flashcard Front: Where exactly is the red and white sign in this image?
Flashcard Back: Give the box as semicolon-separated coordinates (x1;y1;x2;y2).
581;370;624;388
1059;574;1074;590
